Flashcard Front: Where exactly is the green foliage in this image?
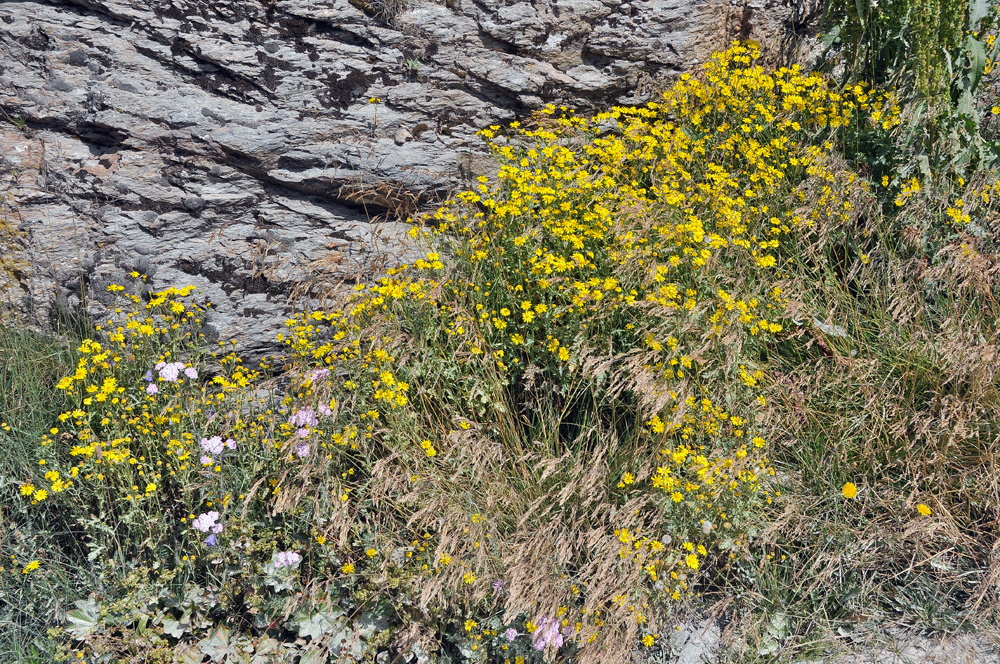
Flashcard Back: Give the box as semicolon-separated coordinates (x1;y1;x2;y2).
825;0;970;97
0;326;82;661
825;0;1000;178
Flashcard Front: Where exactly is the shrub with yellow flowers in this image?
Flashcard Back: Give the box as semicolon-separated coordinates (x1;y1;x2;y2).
8;42;913;662
270;41;901;658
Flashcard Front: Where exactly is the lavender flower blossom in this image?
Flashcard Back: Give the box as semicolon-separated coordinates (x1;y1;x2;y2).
273;550;301;568
295;442;311;458
155;361;186;382
505;628;518;642
146;384;158;395
532;616;564;651
200;436;224;455
288;407;319;429
191;511;223;533
184;367;198;380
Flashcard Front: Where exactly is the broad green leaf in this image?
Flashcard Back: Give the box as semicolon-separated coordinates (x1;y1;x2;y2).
163;618;189;639
174;643;204;664
958;89;979;129
65;599;100;639
250;637;289;664
970;0;991;29
966;35;987;93
199;625;233;661
821;24;842;50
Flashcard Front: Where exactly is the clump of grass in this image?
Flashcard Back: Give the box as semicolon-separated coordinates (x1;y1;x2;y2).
0;324;81;661
713;129;1000;659
348;0;408;24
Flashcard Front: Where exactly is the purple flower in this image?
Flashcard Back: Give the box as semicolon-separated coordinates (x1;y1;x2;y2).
225;438;236;450
493;579;505;594
146;383;158;395
200;455;213;466
288;407;319;428
311;368;331;382
204;533;217;547
505;628;518;642
200;436;224;455
532;616;564;651
191;511;220;533
155;361;185;382
318;403;333;418
184;367;198;380
273;550;301;569
144;370;153;382
295;442;311;458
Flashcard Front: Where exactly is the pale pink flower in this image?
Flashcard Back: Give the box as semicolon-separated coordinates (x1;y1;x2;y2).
200;436;224;455
274;550;301;568
532;616;564;651
191;511;220;533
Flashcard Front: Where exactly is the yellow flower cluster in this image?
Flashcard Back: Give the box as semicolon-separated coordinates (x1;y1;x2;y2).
270;41;898;640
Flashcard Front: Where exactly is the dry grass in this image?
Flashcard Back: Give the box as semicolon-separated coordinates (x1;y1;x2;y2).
704;154;1000;657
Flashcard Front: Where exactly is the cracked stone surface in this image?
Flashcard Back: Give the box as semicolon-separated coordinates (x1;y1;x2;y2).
0;0;801;356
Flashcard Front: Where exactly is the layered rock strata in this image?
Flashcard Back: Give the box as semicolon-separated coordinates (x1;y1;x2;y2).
0;0;802;354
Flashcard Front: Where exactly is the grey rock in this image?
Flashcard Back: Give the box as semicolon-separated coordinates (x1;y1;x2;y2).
394;127;412;145
0;0;802;359
673;620;720;664
66;49;89;66
182;196;206;211
46;77;75;92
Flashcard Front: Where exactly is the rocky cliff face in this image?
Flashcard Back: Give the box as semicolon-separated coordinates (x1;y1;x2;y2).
0;0;803;355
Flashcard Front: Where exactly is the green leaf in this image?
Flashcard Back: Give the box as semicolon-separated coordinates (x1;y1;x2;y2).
916;154;932;182
970;0;991;29
162;617;189;639
291;603;347;641
250;637;289;664
199;625;233;661
821;24;842;50
958;89;979;129
965;35;987;94
853;0;867;29
174;643;204;664
65;599;100;639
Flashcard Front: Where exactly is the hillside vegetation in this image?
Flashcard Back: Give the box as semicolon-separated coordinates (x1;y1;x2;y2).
2;32;1000;664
